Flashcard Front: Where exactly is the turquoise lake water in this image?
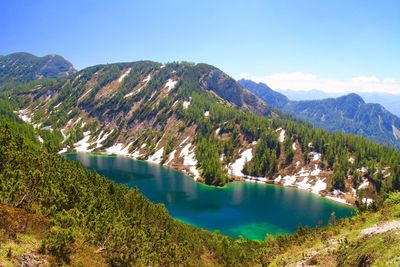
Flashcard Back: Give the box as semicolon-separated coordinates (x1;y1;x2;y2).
65;153;354;240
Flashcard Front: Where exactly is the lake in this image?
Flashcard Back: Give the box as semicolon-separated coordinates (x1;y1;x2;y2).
65;153;354;240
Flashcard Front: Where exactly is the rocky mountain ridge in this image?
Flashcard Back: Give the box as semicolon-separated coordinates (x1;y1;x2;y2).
0;52;76;89
239;79;400;150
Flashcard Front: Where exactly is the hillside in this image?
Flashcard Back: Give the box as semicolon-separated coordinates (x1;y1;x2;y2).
239;79;400;150
0;52;76;90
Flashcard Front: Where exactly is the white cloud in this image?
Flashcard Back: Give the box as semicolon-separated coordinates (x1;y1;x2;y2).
239;72;400;94
383;77;397;84
351;76;380;83
268;72;317;82
239;72;249;79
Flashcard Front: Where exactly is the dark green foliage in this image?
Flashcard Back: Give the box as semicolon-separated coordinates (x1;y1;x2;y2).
196;137;227;185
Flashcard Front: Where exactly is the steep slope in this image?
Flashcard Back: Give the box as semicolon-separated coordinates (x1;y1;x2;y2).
240;79;400;150
12;61;271;185
239;79;289;109
0;52;76;89
7;61;400;206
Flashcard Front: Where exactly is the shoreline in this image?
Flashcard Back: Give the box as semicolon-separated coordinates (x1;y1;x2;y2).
242;177;354;207
63;151;356;207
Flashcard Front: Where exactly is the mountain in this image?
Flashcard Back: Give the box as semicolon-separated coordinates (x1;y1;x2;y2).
6;60;400;209
274;89;400;118
0;52;76;89
2;98;400;266
239;79;400;150
359;92;400;117
276;88;342;101
238;79;289;108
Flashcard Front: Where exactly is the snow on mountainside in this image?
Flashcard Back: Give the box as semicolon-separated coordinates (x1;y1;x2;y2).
8;60;400;207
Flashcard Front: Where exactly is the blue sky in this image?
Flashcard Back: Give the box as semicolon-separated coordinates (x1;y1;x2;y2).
1;0;399;93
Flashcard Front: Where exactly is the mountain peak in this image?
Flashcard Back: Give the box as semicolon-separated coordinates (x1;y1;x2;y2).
0;52;76;89
338;93;365;105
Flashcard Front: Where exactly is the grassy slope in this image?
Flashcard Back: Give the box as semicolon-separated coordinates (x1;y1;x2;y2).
267;194;400;266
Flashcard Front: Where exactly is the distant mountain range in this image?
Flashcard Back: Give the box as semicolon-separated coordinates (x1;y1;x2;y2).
276;89;400;117
239;79;400;150
0;52;76;89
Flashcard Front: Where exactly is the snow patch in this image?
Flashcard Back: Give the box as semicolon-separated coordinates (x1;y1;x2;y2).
105;143;132;156
228;148;253;177
118;68;131;83
179;143;200;180
282;175;296;186
357;166;368;173
148;147;164;164
172;100;179;107
309;151;322;161
358;179;370;190
79;88;92;100
94;130;114;148
53;102;62;109
297;177;312;190
143;74;152;83
179;137;190;147
292;142;297;151
325;196;349;205
58;147;67;154
132;149;143;159
18;109;32;123
274;175;282;183
183;99;191;109
310;165;321;176
276;128;285;143
311;178;327;194
75;131;92;152
164;79;177;92
392;125;400;140
165;149;176;165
